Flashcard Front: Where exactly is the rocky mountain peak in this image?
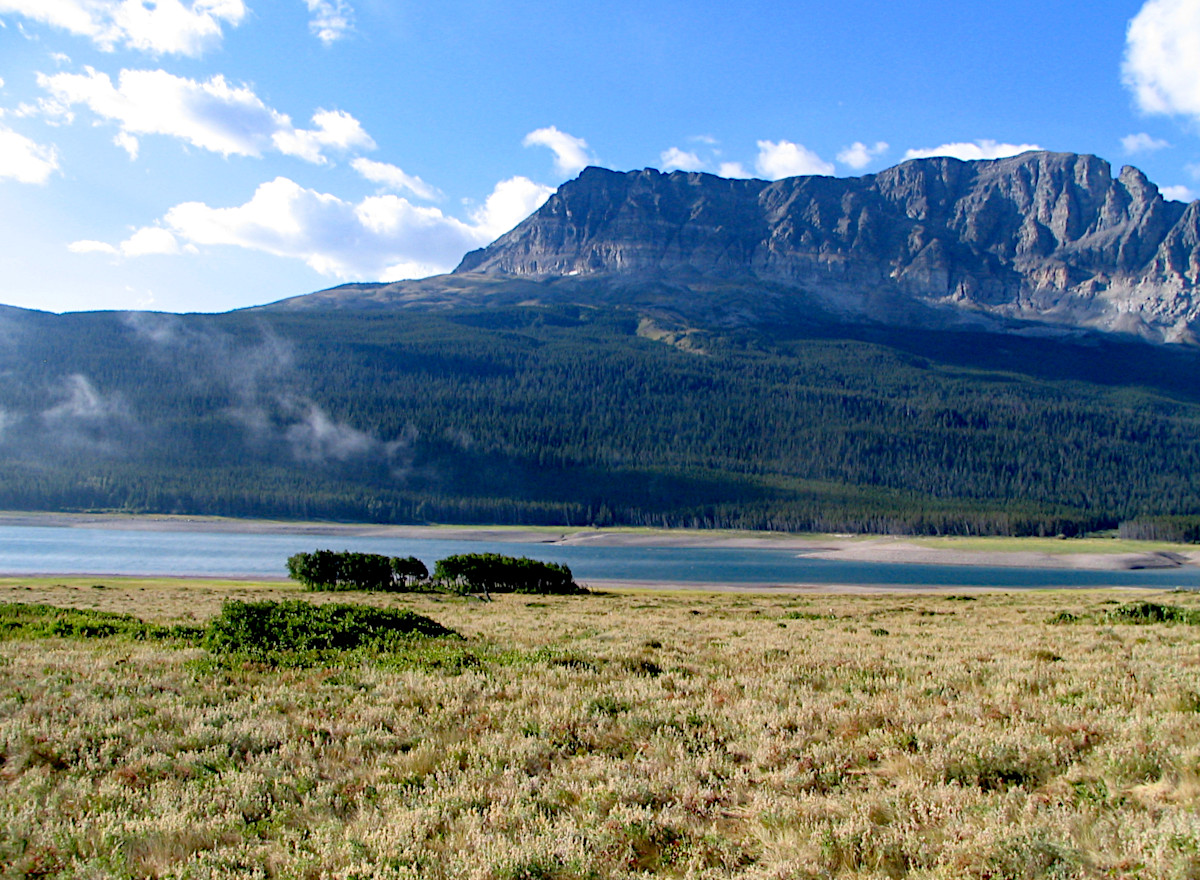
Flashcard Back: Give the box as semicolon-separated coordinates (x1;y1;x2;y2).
454;151;1200;343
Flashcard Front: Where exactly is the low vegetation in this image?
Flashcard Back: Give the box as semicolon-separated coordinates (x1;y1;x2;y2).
204;599;457;663
0;582;1199;878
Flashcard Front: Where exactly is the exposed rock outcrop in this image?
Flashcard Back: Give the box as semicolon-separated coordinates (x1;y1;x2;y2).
455;152;1200;342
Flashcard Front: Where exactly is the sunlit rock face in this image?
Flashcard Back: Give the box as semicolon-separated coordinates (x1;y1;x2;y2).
456;152;1200;343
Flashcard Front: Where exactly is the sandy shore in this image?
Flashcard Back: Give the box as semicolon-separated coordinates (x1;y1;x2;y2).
1;510;1197;573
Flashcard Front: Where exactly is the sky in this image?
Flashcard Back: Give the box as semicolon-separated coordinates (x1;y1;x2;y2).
2;0;1200;314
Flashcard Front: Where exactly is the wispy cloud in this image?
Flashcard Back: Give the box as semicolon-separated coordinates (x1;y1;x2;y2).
305;0;353;45
37;67;374;162
1161;184;1197;201
754;139;834;179
523;126;592;176
903;140;1041;161
0;0;246;57
0;124;58;183
352;157;441;201
1121;132;1171;154
837;140;889;170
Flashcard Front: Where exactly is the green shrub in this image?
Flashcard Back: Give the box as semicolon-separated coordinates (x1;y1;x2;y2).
1105;601;1200;625
0;603;202;642
433;553;583;595
203;599;456;662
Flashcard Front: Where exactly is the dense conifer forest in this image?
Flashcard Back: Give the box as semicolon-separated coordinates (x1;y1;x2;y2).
2;300;1200;536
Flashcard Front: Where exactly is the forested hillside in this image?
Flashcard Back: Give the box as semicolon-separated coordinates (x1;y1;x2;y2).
2;299;1200;535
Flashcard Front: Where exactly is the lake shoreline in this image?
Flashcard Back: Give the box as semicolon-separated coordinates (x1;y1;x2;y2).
1;510;1196;573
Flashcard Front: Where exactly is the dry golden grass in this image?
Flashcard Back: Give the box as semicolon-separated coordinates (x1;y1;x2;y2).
1;581;1199;878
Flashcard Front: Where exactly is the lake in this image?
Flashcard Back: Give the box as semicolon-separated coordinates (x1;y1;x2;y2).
0;523;1198;589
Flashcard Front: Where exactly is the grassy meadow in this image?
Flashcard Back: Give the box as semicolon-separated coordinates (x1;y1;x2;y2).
1;578;1199;879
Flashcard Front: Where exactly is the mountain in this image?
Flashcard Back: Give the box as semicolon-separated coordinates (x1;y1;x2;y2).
4;152;1200;536
284;151;1200;344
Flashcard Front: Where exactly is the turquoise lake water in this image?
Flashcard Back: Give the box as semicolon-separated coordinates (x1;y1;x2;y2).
0;524;1197;589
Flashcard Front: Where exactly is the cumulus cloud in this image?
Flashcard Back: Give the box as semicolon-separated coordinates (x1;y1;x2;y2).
76;173;552;281
903;140;1042;161
660;147;705;172
352;157;441;201
754;139;834;179
38;67;374;162
467;176;553;240
1121;132;1170;154
0;0;246;57
718;161;751;179
1162;184;1198;201
837;140;889;170
305;0;353;44
1124;0;1200;120
0;124;59;183
69;226;190;256
523;126;591;176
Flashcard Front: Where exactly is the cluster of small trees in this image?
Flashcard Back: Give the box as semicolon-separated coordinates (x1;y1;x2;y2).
285;550;429;592
286;549;583;596
433;553;581;596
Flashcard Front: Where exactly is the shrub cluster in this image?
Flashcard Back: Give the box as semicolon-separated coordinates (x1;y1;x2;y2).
203;599;456;660
0;602;203;642
286;550;429;592
287;549;584;596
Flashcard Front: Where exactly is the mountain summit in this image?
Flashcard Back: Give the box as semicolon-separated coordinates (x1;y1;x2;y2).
452;151;1200;343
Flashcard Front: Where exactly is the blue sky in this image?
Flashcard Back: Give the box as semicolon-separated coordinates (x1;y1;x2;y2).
1;0;1198;313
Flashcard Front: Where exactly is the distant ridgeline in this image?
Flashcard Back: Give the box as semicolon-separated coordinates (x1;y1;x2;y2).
4;151;1200;537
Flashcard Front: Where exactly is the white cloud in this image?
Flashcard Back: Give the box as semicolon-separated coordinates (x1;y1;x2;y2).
69;239;119;255
0;124;59;183
717;161;751;179
754;139;834;179
1162;184;1197;201
523;126;591;176
352;156;441;201
1121;132;1170;154
1124;0;1200;120
38;67;374;162
271;108;374;162
903;140;1042;161
76;174;551;281
305;0;353;44
69;225;191;256
0;0;246;57
660;147;705;172
113;129;138;158
468;176;554;239
837;140;889;170
120;226;184;255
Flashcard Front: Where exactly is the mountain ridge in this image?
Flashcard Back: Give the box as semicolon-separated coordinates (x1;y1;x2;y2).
442;151;1200;342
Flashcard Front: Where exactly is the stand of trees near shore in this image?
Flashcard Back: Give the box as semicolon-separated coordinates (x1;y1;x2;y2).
286;550;584;596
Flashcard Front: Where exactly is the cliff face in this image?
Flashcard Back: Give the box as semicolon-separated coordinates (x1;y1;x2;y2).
455;152;1200;342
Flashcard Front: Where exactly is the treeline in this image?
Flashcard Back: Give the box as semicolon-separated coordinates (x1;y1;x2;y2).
4;305;1200;536
286;550;584;595
1118;517;1200;543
